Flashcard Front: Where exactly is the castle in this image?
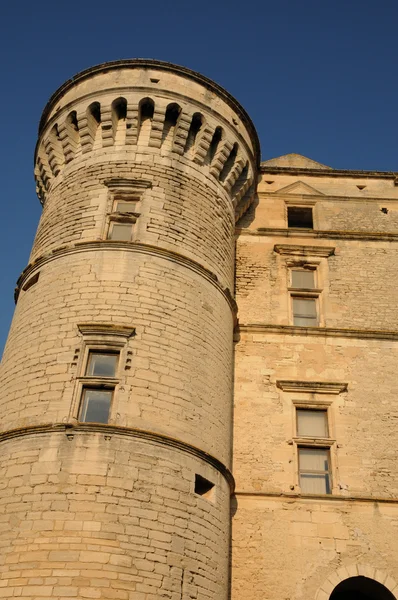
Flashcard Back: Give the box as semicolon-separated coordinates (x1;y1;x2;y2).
0;59;397;599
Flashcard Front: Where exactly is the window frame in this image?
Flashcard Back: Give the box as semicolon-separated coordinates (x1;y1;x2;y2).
77;347;121;424
107;219;135;242
292;400;335;496
103;178;150;243
287;205;314;229
287;261;323;327
70;324;135;426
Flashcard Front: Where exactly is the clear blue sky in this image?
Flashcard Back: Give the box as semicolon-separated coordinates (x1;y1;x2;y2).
1;0;397;354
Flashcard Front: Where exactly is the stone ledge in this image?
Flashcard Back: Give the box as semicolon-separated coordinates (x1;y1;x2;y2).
276;380;347;394
77;323;136;338
236;228;398;242
234;491;398;504
0;422;235;493
274;244;335;257
236;324;398;341
16;241;237;315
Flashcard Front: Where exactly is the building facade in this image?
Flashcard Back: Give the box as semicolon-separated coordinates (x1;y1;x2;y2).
0;60;397;599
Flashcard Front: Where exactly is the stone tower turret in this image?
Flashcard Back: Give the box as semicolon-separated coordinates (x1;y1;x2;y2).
0;60;259;599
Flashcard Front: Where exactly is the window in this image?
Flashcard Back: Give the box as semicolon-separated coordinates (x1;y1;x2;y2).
296;408;328;437
80;389;112;424
292;297;318;326
296;408;332;495
79;351;119;424
194;474;215;502
298;447;331;494
291;269;315;289
86;352;118;377
287;206;313;228
114;200;138;214
107;222;134;241
104;178;150;243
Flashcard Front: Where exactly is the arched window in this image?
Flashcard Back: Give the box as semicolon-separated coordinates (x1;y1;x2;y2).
330;576;396;600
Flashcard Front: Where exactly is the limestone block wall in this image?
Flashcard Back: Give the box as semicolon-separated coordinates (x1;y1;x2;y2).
232;164;398;599
1;250;234;463
0;60;260;599
233;334;398;495
0;431;230;599
235;236;398;330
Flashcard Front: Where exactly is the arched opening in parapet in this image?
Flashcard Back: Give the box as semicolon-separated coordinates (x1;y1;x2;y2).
65;110;80;158
47;124;64;175
205;126;222;165
112;97;127;145
231;161;249;198
184;112;203;155
137;97;154;145
162;102;181;150
219;142;238;182
86;102;101;150
330;577;396;600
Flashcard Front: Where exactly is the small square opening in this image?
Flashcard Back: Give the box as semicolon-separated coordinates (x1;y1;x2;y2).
287;206;313;229
194;474;215;500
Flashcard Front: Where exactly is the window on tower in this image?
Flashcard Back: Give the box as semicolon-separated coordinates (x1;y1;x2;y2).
78;351;119;424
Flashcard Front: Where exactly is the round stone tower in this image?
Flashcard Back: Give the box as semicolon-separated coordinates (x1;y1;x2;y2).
0;60;259;599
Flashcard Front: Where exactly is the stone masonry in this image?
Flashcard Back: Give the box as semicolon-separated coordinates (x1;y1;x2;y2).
0;61;397;599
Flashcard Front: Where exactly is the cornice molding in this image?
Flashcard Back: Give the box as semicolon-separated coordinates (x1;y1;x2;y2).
234;490;398;504
274;244;335;257
276;380;347;394
104;178;152;191
236;323;398;341
236;228;398;242
77;323;136;338
260;165;398;179
0;423;235;493
16;241;237;315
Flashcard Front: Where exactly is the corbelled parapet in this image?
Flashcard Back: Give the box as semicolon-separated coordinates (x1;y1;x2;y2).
0;60;260;599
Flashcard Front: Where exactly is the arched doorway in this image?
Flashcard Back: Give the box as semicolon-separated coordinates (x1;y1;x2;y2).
330;576;396;600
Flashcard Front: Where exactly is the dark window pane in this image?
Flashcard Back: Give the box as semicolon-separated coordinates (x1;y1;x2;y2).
288;206;313;228
80;389;112;423
86;353;118;377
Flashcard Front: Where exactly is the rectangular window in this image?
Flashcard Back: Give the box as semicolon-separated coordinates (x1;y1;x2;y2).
107;222;133;241
78;350;120;424
297;409;328;437
292;297;318;326
85;352;118;377
79;388;112;423
287;206;313;229
114;200;138;213
298;447;331;494
291;269;315;289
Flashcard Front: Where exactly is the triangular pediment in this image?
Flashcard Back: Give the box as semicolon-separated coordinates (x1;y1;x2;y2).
262;153;332;170
274;180;325;196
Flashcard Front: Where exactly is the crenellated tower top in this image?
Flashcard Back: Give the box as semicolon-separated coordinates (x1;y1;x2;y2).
35;59;260;221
